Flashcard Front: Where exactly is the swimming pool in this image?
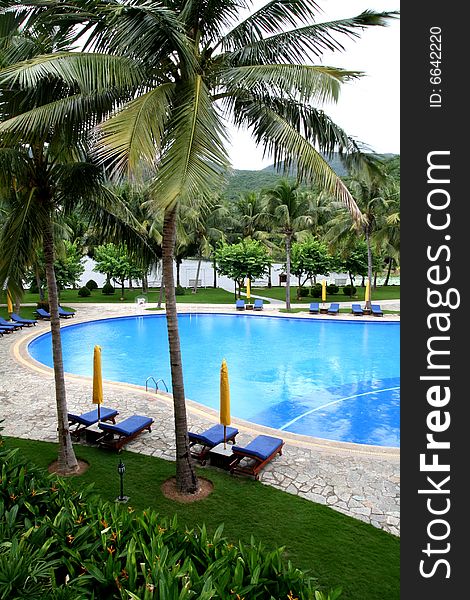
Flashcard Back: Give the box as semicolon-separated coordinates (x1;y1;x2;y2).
28;314;400;447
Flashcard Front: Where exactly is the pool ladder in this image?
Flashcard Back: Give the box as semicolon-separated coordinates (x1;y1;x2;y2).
145;376;169;393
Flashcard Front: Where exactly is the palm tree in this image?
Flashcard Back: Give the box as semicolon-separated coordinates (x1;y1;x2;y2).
325;157;400;305
265;180;313;309
0;16;149;474
5;0;397;492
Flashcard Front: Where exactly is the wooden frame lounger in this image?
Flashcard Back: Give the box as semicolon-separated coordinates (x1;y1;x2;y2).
97;415;154;450
68;407;119;439
229;435;284;480
188;424;239;465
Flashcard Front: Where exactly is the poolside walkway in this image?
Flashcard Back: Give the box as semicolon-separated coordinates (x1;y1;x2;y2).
0;302;400;536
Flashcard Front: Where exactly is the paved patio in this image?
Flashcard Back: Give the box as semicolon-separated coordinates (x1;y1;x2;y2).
0;302;400;536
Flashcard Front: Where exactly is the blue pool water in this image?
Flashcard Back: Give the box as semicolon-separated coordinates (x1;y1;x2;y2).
29;314;400;447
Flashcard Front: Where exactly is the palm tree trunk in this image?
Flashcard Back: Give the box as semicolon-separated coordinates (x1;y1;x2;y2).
384;258;393;286
365;230;373;309
142;271;148;294
43;218;78;475
162;207;198;494
35;265;45;301
157;283;164;308
176;258;181;287
212;256;217;288
285;233;292;310
192;256;202;293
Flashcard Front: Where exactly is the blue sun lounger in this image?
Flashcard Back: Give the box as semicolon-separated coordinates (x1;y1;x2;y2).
351;303;364;316
10;313;37;326
371;304;384;316
236;299;245;310
68;407;119;438
253;298;264;310
0;325;15;334
327;303;340;315
35;308;51;319
58;306;75;318
229;435;284;480
0;317;23;330
309;302;319;314
97;415;154;450
188;424;239;464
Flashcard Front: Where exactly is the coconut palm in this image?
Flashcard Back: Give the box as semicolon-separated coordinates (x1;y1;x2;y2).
325;157;400;305
265;180;314;309
3;0;397;491
0;16;149;474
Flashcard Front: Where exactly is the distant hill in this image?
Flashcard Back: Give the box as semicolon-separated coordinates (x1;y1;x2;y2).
222;152;398;200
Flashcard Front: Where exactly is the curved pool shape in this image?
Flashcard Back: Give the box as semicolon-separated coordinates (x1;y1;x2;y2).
29;314;400;447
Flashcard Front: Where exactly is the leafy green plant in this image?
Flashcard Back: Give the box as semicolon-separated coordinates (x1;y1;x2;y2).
85;280;98;290
102;282;115;296
0;436;341;599
78;286;91;298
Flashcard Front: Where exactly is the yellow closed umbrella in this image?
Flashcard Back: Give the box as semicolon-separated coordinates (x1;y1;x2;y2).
246;278;251;302
92;345;104;421
7;290;13;315
365;280;371;306
321;280;327;303
219;359;231;448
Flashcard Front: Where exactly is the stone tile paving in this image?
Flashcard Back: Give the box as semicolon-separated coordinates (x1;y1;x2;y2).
0;302;400;536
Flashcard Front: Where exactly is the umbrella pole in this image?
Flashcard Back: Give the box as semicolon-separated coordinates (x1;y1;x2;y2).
98;404;101;422
224;425;227;449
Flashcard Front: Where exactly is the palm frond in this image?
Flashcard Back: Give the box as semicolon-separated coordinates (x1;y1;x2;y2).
221;63;359;104
219;0;322;50
0;52;144;93
97;83;175;176
148;75;230;212
231;95;361;157
236;102;362;221
0;91;122;146
229;11;399;64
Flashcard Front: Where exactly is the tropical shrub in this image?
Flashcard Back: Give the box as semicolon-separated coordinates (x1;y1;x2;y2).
86;279;98;290
327;284;339;295
297;286;310;297
102;282;115;295
0;436;341;599
36;300;50;312
175;285;185;296
343;285;357;297
78;286;91;297
310;283;322;298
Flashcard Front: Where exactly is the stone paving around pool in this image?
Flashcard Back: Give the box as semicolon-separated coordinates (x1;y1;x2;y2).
0;302;400;536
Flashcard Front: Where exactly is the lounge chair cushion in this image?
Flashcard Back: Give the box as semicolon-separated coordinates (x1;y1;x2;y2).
328;303;339;313
232;435;284;461
36;308;50;318
11;313;37;325
99;415;153;436
371;304;383;315
253;299;263;309
58;306;75;317
189;424;238;447
68;407;119;427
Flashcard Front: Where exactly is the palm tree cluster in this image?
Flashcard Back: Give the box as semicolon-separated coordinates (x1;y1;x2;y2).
0;1;398;492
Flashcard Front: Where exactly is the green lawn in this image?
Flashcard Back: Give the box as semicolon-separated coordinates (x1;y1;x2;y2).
4;437;399;600
1;287;240;311
253;285;400;304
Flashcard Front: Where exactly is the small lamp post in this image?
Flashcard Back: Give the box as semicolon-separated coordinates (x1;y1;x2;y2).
115;459;129;503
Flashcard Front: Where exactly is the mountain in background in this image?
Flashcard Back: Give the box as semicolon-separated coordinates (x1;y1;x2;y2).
222;152;397;201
